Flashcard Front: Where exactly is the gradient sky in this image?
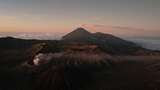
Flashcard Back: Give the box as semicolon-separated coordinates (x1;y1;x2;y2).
0;0;160;37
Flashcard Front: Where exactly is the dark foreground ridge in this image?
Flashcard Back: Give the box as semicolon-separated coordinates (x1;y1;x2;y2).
0;28;160;90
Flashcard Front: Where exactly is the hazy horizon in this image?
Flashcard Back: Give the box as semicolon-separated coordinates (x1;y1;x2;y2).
0;31;160;50
0;0;160;50
0;0;160;38
1;1;160;89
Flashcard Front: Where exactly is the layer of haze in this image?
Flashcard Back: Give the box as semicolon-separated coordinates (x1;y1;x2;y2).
0;0;160;37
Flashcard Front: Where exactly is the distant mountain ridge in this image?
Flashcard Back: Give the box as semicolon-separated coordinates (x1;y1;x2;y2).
0;27;159;55
62;27;145;55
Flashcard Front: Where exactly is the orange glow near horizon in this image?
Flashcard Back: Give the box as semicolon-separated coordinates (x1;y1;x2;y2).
0;0;159;38
0;15;159;38
0;15;74;33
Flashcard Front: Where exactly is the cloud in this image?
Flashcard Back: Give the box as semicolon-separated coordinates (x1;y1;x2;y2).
81;24;145;31
81;24;150;37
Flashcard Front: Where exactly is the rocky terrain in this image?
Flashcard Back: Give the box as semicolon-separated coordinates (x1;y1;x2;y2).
0;28;160;90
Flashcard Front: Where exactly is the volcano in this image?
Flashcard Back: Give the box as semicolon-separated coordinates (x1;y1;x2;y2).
62;27;96;42
62;27;144;55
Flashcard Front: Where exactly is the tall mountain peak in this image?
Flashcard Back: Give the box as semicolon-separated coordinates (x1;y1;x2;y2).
62;27;94;42
62;27;143;54
71;27;90;34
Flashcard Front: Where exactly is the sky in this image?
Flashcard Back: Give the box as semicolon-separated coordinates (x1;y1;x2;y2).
0;0;160;37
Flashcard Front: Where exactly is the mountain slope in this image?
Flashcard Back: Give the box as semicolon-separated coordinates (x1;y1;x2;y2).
62;27;97;42
93;32;142;54
62;28;143;55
